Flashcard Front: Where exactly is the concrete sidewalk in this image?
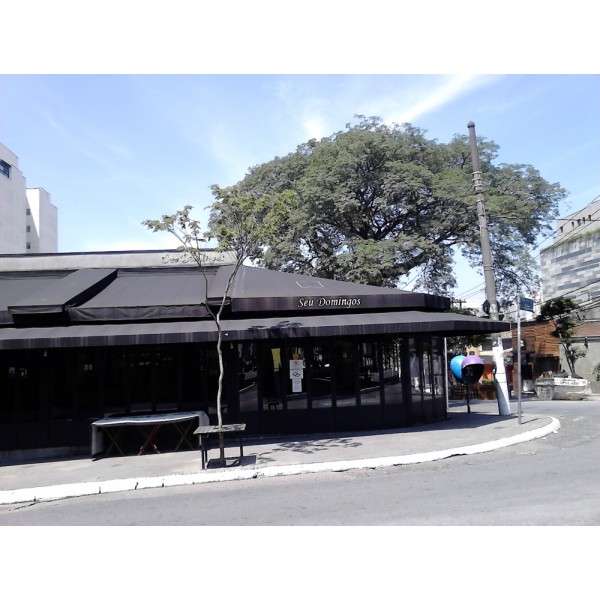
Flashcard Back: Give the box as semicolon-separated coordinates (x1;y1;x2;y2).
0;402;560;505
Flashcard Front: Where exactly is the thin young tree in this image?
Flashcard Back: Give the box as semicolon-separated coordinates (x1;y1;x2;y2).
144;188;294;465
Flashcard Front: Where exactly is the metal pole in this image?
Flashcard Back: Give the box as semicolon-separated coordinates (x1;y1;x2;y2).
467;122;499;321
517;294;522;424
467;121;511;416
444;338;450;414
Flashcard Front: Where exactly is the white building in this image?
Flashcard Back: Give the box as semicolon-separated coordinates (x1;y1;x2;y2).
540;195;600;314
0;143;57;254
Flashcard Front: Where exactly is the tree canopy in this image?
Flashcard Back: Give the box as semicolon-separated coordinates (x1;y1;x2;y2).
209;116;565;302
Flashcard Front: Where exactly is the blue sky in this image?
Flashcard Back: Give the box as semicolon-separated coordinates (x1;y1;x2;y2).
1;5;598;303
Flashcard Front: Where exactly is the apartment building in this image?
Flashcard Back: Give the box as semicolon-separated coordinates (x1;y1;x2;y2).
539;195;600;385
0;143;57;254
540;196;600;311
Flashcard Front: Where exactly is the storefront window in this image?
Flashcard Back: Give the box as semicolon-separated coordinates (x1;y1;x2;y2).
431;337;445;396
154;347;178;412
421;338;434;420
382;338;403;404
310;343;333;408
359;342;381;405
5;352;39;420
258;345;308;411
431;337;446;415
286;346;308;410
239;343;258;412
179;344;205;412
334;341;357;407
409;337;423;419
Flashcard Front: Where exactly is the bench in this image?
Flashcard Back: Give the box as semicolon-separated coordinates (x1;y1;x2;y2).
193;423;246;469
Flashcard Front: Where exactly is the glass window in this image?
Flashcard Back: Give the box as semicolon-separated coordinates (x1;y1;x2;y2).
260;345;286;411
3;353;40;421
310;343;333;408
431;337;445;397
154;347;178;412
0;160;10;178
333;340;356;407
409;337;423;420
382;338;403;404
359;342;381;405
239;343;258;412
105;349;128;414
180;344;205;412
409;338;421;394
286;346;308;410
259;344;308;411
421;338;434;420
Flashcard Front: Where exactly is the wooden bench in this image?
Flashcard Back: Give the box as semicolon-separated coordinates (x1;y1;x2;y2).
193;423;246;469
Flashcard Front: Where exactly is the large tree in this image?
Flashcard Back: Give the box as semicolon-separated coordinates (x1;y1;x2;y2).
211;116;565;302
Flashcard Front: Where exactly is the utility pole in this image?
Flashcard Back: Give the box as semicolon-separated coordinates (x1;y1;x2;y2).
467;121;511;416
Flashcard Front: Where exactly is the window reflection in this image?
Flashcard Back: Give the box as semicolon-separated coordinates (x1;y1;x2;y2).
359;342;381;405
334;341;356;407
239;342;258;413
382;338;403;404
310;344;332;408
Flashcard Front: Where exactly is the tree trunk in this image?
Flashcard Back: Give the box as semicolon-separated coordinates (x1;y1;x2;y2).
216;318;226;467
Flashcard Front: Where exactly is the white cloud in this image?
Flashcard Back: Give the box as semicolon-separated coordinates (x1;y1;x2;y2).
382;75;498;125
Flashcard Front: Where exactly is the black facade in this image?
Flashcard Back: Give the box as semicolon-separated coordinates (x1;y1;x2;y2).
0;252;509;454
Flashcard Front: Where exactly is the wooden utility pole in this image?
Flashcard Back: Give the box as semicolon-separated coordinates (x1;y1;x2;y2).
467;121;511;416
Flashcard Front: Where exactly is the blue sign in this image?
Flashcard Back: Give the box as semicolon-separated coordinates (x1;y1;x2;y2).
520;297;534;312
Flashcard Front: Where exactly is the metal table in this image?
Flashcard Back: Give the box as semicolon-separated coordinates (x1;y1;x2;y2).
193;423;246;469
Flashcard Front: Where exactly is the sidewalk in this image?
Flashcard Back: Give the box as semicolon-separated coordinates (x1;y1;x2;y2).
0;402;560;505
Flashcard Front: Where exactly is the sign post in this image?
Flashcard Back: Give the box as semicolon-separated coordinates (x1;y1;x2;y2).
517;296;535;424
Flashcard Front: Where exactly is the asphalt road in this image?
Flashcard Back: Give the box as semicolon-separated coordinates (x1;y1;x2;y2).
1;399;599;525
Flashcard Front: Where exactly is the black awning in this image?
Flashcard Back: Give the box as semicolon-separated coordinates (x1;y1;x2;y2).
0;310;509;350
208;265;450;312
222;311;510;340
0;273;64;324
68;270;211;321
7;268;116;315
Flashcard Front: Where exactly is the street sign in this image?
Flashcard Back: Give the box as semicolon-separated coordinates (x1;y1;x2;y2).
520;297;534;312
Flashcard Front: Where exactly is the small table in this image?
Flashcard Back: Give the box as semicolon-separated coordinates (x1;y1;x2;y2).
91;411;209;458
193;423;246;469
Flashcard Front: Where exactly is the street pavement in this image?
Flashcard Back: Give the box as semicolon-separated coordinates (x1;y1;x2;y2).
0;399;562;505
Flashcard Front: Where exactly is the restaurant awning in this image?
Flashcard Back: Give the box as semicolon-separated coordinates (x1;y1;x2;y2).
0;310;509;350
208;265;450;312
7;268;117;315
68;270;212;321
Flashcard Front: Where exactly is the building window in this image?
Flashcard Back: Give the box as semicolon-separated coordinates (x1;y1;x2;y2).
26;209;31;215
0;160;10;178
26;243;31;250
26;225;31;233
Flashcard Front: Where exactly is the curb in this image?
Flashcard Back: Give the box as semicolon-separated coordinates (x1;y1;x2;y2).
0;417;560;506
